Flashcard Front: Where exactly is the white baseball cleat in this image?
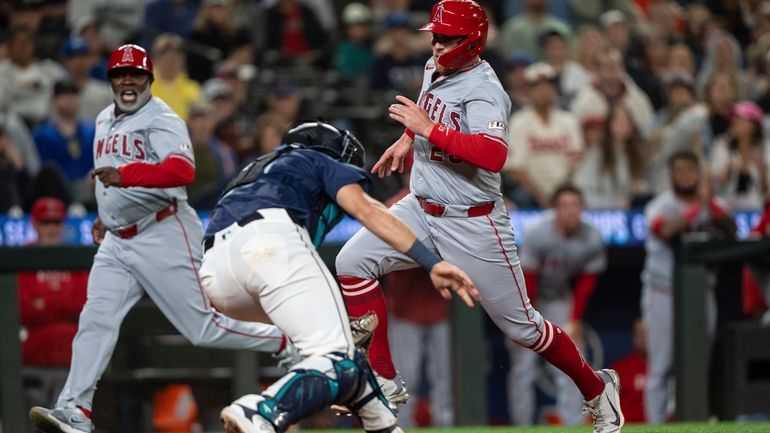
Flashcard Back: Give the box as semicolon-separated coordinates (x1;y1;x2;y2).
332;371;410;415
377;373;410;408
220;400;275;433
583;369;624;433
29;405;93;433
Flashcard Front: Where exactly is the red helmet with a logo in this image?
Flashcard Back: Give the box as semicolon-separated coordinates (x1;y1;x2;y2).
107;44;154;79
419;0;488;69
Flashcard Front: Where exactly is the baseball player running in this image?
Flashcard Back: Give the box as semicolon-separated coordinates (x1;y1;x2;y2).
30;44;294;433
335;2;624;432
196;121;478;433
508;184;607;426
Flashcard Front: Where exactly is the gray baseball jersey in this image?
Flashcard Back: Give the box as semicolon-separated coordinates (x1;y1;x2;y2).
93;97;192;229
338;59;550;351
641;191;724;290
410;58;511;205
520;212;607;301
56;96;285;413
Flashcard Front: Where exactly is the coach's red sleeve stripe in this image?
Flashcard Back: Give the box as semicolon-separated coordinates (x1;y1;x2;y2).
523;270;539;306
118;155;195;188
650;216;666;237
428;124;507;172
570;273;598;320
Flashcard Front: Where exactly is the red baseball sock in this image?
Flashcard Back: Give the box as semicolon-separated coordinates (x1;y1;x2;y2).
338;276;396;379
531;320;604;401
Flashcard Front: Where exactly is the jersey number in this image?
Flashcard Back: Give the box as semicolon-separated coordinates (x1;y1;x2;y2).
429;147;463;164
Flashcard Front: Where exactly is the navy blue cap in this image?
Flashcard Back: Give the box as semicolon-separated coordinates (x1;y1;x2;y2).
506;50;533;70
61;37;90;57
384;12;411;29
269;77;298;98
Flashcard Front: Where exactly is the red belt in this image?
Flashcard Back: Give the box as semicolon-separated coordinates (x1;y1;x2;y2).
416;196;495;218
113;202;177;239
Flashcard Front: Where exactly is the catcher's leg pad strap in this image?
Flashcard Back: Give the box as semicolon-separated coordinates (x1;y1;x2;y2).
256;352;367;432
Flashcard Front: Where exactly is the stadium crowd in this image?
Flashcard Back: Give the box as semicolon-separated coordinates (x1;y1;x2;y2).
2;0;770;214
3;0;770;430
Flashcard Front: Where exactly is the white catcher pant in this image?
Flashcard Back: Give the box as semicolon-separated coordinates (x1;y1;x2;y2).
199;208;354;358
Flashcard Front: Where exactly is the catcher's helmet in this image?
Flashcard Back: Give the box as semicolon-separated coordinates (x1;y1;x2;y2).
107;44;154;79
283;121;366;168
419;0;488;69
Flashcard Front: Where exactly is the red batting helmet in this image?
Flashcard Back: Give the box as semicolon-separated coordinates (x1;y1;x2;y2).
419;0;488;69
107;44;153;79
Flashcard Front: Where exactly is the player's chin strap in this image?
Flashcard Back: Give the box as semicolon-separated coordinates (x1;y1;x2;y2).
245;348;394;433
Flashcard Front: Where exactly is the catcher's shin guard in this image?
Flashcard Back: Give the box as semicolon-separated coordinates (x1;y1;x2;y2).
230;351;367;433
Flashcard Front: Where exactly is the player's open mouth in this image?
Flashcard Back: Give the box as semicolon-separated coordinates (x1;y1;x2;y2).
120;90;137;103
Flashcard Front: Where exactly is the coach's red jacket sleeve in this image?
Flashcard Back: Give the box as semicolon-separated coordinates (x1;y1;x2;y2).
118;154;195;188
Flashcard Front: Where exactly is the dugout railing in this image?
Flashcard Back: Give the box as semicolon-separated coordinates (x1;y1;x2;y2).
0;245;487;433
674;237;770;421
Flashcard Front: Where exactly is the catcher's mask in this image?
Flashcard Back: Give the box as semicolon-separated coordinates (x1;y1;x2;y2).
283;121;366;168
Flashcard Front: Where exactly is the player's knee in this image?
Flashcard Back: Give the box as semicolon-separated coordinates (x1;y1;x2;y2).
508;321;544;349
335;241;371;277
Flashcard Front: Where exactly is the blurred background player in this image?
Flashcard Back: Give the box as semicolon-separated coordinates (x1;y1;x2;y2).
382;154;453;428
610;317;648;424
641;150;737;424
507;184;607;426
19;197;88;417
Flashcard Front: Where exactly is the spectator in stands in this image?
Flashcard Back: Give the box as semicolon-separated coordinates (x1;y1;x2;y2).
33;81;95;209
610;317;648;424
265;77;303;125
59;37;112;121
641;150;736;424
573;108;632;209
569;0;641;32
0;25;65;126
383;161;453;428
645;72;697;195
263;0;330;66
187;0;252;83
504;51;533;114
151;33;201;121
66;0;144;51
600;10;634;60
370;12;425;94
505;63;583;209
187;101;235;208
631;31;670;110
710;101;770;210
335;3;375;81
570;48;654;137
0;111;40;179
502;0;574;27
508;184;606;426
19;197;88;411
0;121;28;213
573;26;606;81
667;43;696;78
697;31;747;100
69;15;109;83
142;0;200;48
252;112;288;156
499;0;572;60
539;28;591;106
663;71;738;159
202;77;237;124
214;115;247;164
